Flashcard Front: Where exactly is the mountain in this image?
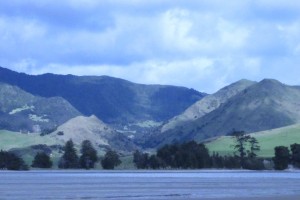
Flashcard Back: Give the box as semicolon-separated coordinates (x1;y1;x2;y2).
50;115;136;152
145;79;300;147
0;67;205;131
0;82;80;132
161;79;256;132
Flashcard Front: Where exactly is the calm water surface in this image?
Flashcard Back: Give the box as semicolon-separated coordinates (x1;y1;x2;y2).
1;170;300;200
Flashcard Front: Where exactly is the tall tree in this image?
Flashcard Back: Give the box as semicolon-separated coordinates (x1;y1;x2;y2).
273;146;290;170
133;150;149;169
290;143;300;168
232;131;250;168
248;137;260;158
79;140;98;169
101;150;121;169
148;155;161;169
32;152;53;168
59;139;79;169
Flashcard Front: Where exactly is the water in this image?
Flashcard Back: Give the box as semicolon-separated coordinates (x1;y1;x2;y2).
1;170;300;200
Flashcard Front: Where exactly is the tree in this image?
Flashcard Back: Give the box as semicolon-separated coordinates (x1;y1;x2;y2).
0;150;28;170
148;155;161;169
290;143;300;168
273;146;290;170
58;139;79;169
79;140;98;169
157;141;210;169
133;150;149;169
31;152;53;168
101;150;121;169
211;152;224;169
232;131;250;168
157;144;178;168
248;137;260;158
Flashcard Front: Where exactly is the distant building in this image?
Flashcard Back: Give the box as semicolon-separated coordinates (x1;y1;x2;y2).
32;125;41;133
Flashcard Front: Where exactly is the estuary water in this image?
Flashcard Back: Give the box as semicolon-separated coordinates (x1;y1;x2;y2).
1;170;300;200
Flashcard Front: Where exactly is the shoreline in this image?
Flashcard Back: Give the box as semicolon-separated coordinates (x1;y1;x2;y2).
1;169;299;173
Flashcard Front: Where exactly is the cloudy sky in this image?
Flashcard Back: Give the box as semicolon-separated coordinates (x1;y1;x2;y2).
0;0;300;93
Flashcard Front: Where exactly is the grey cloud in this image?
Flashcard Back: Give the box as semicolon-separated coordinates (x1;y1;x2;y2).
0;0;300;92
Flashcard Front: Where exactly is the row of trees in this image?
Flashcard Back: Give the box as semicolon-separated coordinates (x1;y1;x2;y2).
31;139;121;169
133;141;264;170
0;139;122;170
133;132;300;171
1;135;299;171
132;131;265;170
134;141;210;169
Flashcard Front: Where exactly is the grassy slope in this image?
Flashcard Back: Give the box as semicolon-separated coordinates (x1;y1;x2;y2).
0;130;63;166
205;124;300;158
0;130;132;168
0;130;60;151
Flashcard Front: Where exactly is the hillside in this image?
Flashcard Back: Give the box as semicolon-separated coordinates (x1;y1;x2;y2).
205;123;300;157
161;79;256;132
0;130;60;151
0;67;205;131
50;115;137;152
0;82;80;132
145;79;300;148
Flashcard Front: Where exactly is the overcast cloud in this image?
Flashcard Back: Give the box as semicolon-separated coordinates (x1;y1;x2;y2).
0;0;300;92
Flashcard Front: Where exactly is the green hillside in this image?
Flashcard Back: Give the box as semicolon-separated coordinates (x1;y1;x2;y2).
205;124;300;157
0;130;60;151
0;129;129;168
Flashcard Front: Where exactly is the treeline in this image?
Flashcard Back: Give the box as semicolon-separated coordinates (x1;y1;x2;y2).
132;132;265;170
57;139;121;169
133;141;265;170
133;132;300;171
30;139;122;169
0;139;122;170
1;135;300;171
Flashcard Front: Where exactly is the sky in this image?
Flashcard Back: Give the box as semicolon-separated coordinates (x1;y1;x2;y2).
0;0;300;93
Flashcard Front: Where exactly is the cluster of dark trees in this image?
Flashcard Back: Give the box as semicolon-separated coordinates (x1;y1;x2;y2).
133;131;265;170
273;144;300;170
25;139;122;170
133;131;300;171
56;139;121;169
133;140;264;170
134;141;211;169
0;150;28;170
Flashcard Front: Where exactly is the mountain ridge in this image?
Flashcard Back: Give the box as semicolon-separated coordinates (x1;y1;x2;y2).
0;82;81;132
161;79;256;132
0;66;206;127
144;79;300;148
